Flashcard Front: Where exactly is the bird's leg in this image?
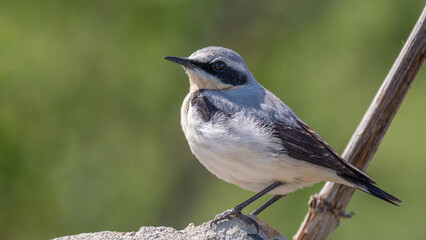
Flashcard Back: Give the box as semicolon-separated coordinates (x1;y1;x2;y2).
211;182;284;232
251;194;286;216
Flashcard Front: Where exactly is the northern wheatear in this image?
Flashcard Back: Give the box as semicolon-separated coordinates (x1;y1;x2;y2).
164;46;400;228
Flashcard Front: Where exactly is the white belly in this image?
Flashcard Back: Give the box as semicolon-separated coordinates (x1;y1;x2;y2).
181;96;339;195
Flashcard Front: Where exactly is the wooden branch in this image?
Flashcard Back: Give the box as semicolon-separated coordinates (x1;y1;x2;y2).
294;6;426;240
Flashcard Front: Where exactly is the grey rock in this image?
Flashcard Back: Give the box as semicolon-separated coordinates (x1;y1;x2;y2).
53;212;286;240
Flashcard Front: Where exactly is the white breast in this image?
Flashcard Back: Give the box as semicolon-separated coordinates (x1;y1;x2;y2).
180;93;340;195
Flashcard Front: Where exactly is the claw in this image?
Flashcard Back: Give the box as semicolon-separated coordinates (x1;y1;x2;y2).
210;208;259;234
210;209;235;227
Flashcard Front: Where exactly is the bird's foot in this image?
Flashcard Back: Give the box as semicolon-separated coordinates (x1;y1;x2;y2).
210;208;259;233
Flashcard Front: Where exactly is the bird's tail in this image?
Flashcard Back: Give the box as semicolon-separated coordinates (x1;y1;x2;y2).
338;174;402;206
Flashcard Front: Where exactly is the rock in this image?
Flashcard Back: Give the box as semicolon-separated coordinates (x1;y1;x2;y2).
52;212;287;240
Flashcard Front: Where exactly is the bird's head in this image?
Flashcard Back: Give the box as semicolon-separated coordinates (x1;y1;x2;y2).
164;46;254;92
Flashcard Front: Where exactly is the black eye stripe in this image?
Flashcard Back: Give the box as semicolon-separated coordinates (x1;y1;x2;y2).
188;60;247;86
187;60;219;72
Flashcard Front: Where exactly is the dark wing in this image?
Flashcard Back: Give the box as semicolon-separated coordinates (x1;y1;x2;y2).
191;90;374;184
190;93;401;204
274;118;376;184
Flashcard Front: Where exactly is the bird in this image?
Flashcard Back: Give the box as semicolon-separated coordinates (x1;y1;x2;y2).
164;46;401;228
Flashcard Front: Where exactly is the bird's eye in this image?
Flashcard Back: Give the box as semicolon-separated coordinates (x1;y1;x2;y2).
213;61;226;71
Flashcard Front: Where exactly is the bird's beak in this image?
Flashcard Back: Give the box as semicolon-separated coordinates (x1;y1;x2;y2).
163;56;194;69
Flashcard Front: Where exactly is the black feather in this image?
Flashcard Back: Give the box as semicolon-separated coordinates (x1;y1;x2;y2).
338;173;402;206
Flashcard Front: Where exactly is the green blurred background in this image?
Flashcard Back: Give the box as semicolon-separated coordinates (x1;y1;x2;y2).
1;0;425;239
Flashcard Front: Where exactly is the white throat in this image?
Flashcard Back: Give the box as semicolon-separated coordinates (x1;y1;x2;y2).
186;68;232;92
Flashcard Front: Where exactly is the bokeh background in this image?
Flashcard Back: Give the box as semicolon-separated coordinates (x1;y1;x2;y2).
1;0;425;239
